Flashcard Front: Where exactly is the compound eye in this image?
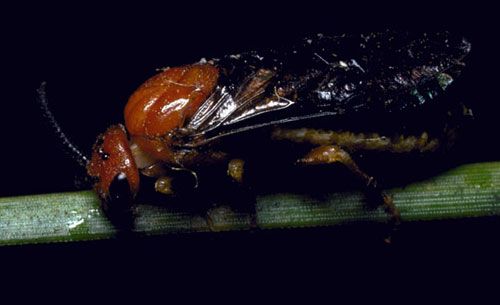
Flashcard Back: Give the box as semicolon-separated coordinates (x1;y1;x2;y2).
101;172;135;229
108;172;132;211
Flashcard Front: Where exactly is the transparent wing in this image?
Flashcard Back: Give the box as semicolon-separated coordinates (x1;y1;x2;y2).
185;66;295;134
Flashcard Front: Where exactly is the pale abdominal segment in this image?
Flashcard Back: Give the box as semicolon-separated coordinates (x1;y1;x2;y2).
271;128;441;153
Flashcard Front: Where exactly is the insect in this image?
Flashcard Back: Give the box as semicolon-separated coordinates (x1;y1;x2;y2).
42;31;472;235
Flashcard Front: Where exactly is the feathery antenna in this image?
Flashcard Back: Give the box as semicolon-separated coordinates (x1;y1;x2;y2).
37;82;89;168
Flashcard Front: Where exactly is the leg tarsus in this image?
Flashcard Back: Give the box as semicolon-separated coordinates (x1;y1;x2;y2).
381;193;401;244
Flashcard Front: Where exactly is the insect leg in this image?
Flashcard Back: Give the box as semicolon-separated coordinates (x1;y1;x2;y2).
154;176;175;195
141;163;199;196
227;158;245;183
297;145;400;242
206;158;257;230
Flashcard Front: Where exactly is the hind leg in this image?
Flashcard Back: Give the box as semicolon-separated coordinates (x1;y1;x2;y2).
298;145;400;242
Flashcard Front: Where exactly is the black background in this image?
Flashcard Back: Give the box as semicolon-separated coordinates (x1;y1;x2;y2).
1;2;499;289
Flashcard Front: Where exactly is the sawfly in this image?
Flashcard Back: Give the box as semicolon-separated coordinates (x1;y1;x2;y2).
39;30;472;238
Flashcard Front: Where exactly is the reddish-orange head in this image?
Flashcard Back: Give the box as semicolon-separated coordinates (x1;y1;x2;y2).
87;124;140;200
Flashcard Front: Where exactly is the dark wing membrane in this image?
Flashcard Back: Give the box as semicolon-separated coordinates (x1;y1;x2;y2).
181;31;471;147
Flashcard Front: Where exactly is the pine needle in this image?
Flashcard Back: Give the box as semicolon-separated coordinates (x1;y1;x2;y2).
1;162;499;246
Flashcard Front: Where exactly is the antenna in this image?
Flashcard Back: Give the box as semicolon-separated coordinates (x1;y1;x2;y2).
37;82;89;168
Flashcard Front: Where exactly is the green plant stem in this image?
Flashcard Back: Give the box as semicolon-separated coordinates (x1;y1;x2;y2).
1;162;499;246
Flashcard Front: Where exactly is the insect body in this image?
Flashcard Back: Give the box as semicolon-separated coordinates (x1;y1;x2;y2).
86;31;471;228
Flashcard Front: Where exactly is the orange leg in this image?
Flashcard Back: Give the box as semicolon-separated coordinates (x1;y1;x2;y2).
298;145;401;243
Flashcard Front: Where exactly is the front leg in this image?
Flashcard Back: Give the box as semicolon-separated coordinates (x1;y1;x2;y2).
298;145;400;242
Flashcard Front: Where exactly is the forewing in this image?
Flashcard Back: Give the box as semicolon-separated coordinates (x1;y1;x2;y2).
184;60;297;137
180;31;471;147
